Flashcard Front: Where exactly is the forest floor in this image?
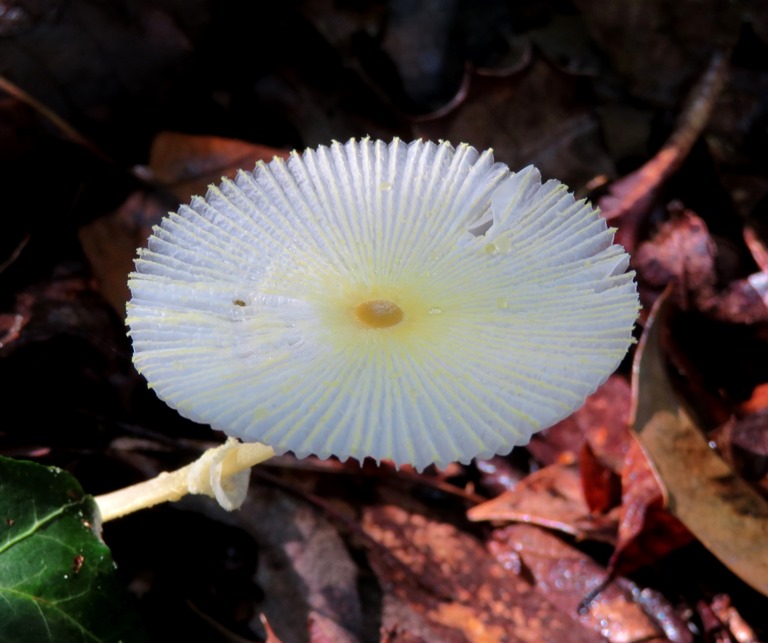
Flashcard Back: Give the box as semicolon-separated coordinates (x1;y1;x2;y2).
2;1;768;641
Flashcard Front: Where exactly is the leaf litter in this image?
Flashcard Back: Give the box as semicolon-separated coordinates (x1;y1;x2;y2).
2;1;768;641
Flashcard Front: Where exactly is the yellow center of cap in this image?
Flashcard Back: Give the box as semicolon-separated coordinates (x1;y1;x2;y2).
355;300;404;328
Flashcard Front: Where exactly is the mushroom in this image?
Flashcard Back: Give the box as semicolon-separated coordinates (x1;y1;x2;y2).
127;138;638;472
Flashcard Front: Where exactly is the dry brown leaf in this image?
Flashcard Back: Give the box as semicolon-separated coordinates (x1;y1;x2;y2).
148;132;287;205
78;189;173;315
79;133;286;315
631;289;768;596
468;463;617;543
232;481;366;643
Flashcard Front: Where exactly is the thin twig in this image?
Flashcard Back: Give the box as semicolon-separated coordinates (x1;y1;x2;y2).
0;74;109;162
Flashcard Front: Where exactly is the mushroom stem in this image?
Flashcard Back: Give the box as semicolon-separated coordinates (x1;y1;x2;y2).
94;439;275;522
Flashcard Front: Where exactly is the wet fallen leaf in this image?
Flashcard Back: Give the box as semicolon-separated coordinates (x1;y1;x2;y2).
236;482;365;643
363;500;599;642
708;594;759;643
474;455;528;496
631;289;768;596
489;524;681;642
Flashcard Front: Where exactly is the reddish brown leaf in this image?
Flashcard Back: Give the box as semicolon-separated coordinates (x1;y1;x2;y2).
363;501;600;642
634;207;718;308
526;415;583;468
737;382;768;416
0;272;115;354
609;439;692;575
712;413;768;484
529;375;632;473
708;594;760;643
743;226;768;273
468;463;618;543
579;441;622;514
634;207;768;323
578;376;634;472
233;484;366;643
148;132;287;205
489;524;680;642
79;133;287;315
699;272;768;324
308;613;353;643
79;189;173;315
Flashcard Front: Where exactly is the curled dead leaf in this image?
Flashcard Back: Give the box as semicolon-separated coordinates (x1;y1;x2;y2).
468;463;618;543
631;288;768;596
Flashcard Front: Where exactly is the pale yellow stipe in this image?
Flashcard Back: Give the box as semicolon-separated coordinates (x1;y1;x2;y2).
95;439;275;522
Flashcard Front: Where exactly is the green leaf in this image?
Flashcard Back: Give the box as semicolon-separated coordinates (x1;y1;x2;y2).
0;456;146;643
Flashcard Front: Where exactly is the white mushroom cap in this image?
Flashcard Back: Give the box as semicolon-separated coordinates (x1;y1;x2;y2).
127;138;638;470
